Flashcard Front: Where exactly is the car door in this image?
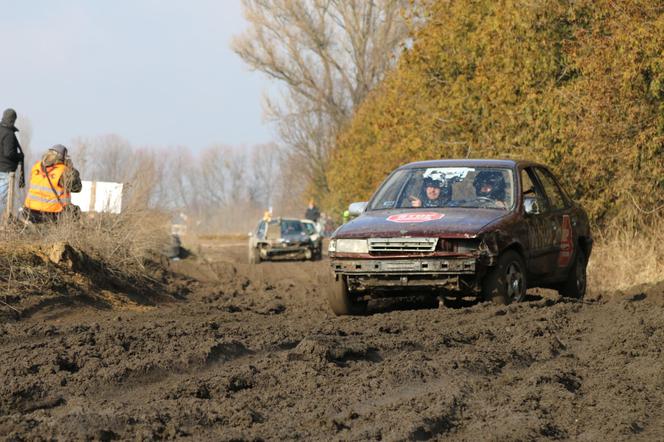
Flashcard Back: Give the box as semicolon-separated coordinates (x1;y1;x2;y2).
532;167;575;279
521;167;558;277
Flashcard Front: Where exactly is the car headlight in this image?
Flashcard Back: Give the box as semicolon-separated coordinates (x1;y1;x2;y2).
328;239;336;252
334;239;369;254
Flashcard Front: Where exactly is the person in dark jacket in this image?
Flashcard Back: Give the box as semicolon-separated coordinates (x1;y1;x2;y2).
0;108;25;216
304;199;320;223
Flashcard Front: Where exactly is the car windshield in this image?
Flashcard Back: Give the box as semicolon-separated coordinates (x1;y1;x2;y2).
368;166;515;211
280;220;304;235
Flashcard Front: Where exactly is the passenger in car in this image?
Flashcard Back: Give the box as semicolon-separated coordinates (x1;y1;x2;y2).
409;176;451;208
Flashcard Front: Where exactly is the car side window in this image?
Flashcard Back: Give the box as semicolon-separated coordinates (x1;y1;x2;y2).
303;223;315;235
521;168;549;213
257;221;266;238
534;168;567;211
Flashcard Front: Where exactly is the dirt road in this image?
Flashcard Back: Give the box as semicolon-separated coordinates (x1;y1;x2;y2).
1;241;664;440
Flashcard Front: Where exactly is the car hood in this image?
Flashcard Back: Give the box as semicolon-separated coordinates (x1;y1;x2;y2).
334;208;511;239
281;232;310;242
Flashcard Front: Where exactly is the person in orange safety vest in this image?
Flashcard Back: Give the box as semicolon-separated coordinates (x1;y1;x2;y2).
23;144;81;223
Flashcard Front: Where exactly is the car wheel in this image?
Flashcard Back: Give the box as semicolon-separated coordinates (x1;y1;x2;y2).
328;275;367;316
557;248;587;299
482;250;527;305
248;245;261;264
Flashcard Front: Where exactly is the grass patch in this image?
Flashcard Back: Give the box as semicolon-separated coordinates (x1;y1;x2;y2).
588;218;664;294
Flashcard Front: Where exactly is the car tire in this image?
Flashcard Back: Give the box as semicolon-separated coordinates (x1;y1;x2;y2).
328;275;367;316
482;250;527;305
557;248;587;299
248;245;261;264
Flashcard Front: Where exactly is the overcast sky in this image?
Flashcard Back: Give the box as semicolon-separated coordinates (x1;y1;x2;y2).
1;0;274;154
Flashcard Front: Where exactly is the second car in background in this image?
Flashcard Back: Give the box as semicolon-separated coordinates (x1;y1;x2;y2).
248;217;320;263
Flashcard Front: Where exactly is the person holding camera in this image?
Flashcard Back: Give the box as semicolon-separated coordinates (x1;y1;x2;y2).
23;144;82;223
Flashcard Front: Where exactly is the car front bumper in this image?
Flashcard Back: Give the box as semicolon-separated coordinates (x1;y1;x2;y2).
332;258;476;274
260;242;311;258
331;258;482;293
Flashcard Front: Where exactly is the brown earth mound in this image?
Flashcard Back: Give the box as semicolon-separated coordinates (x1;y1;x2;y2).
0;242;186;321
1;240;663;440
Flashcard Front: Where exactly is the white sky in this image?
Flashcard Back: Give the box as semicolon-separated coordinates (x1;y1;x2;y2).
0;0;274;154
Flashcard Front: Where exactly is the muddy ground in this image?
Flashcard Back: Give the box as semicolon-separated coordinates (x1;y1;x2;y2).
1;239;664;441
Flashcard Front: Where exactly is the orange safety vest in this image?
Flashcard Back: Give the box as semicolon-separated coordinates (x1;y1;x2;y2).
24;161;71;213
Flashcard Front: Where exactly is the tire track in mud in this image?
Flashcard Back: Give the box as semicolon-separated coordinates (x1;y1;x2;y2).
1;242;664;440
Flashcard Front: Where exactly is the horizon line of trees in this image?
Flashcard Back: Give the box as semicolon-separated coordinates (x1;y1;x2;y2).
11;130;298;233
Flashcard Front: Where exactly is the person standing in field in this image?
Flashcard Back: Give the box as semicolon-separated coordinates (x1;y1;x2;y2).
0;108;25;216
23;144;82;223
304;199;320;223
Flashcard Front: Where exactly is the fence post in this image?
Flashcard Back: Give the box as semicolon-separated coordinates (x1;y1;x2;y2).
3;172;15;224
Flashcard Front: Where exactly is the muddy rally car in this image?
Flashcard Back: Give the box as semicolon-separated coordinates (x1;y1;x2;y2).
249;217;319;263
301;219;324;259
327;159;592;315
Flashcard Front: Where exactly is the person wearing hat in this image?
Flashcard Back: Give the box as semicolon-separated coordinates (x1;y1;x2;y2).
0;108;25;216
23;144;82;223
409;175;451;208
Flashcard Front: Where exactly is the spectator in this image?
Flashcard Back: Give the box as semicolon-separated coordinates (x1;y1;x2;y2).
0;108;25;217
304;199;320;222
23;144;82;223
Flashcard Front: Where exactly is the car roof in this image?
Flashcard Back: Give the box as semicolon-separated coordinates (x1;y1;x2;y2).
398;158;544;170
267;217;302;223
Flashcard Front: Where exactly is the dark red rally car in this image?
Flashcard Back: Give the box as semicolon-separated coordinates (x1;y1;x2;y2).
327;159;592;315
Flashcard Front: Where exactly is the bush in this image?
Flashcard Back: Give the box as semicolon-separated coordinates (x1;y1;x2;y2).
326;0;664;228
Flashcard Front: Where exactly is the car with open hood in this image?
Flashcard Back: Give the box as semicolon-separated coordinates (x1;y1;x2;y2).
327;159;592;315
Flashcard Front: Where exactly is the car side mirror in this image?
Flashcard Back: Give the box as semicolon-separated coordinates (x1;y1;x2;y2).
524;196;542;216
348;202;368;216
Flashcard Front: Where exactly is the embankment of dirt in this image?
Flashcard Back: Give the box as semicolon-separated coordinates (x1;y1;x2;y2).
0;242;188;321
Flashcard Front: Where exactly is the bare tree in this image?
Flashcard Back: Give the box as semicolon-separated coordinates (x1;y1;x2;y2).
69;135;169;211
65;136;297;232
250;142;280;208
233;0;409;199
72;134;134;182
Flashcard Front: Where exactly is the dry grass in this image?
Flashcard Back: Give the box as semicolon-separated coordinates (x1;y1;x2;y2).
588;218;664;294
0;243;65;296
0;208;172;289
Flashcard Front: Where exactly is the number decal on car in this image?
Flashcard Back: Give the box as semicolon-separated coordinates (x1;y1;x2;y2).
386;213;445;223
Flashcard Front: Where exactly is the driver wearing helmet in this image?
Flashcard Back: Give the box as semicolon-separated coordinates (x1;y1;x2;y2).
410;176;451;208
473;170;507;208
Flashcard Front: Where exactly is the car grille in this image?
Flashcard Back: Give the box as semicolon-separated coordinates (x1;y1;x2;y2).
368;237;438;253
